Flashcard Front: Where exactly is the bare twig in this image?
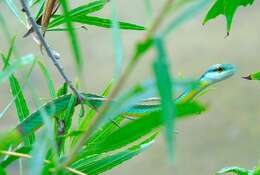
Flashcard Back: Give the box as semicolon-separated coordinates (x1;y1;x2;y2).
63;0;174;166
0;150;86;175
19;0;83;101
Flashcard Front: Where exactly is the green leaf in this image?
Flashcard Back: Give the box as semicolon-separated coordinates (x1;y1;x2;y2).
86;115;124;145
0;146;31;168
69;16;145;30
60;0;83;71
37;61;56;99
203;0;255;34
0;54;35;84
217;166;251;175
48;0;107;28
71;134;156;175
0;166;7;175
78;79;114;133
0;87;205;151
243;72;260;81
71;80;115;146
1;39;35;146
8;76;35;146
110;0;123;78
133;38;153;61
153;38;175;159
254;167;260;175
80;101;205;156
34;0;45;20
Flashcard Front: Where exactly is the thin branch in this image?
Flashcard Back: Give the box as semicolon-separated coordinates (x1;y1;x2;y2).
19;0;83;101
0;150;86;175
63;0;175;166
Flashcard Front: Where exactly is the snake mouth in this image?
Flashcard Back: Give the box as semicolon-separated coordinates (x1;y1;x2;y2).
222;64;236;79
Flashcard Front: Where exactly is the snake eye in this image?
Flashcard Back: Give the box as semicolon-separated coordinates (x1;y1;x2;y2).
215;66;224;72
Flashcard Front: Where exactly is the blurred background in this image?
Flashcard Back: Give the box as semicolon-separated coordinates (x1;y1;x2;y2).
0;0;260;174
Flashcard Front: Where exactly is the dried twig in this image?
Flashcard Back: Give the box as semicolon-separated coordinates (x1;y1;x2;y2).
19;0;83;102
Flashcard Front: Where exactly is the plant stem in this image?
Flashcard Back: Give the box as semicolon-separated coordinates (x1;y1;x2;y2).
19;0;83;101
0;151;86;175
145;0;174;39
63;0;174;167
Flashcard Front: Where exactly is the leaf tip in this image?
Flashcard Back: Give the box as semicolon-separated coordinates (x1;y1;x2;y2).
242;75;252;80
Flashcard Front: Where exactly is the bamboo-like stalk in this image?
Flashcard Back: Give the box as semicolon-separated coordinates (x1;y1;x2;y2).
0;151;86;175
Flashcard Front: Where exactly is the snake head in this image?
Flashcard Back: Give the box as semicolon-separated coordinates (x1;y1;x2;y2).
200;64;236;85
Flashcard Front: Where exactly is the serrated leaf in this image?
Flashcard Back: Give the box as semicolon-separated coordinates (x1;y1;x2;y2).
203;0;255;34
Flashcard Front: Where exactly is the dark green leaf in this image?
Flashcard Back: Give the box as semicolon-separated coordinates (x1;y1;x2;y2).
203;0;255;34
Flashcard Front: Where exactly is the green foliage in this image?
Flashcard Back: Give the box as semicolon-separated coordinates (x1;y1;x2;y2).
243;72;260;80
0;166;7;175
60;0;83;71
71;134;156;174
203;0;255;34
0;54;35;84
67;16;145;30
0;0;250;174
216;166;259;175
153;38;175;158
37;61;56;99
1;37;35;146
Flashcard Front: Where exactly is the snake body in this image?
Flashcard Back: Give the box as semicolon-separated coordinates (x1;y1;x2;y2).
0;64;236;150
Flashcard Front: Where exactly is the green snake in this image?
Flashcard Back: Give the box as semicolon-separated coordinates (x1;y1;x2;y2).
0;64;236;150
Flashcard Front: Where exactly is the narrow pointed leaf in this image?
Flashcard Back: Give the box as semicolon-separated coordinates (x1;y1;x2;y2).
0;54;35;84
48;0;107;28
69;16;145;30
153;38;175;158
